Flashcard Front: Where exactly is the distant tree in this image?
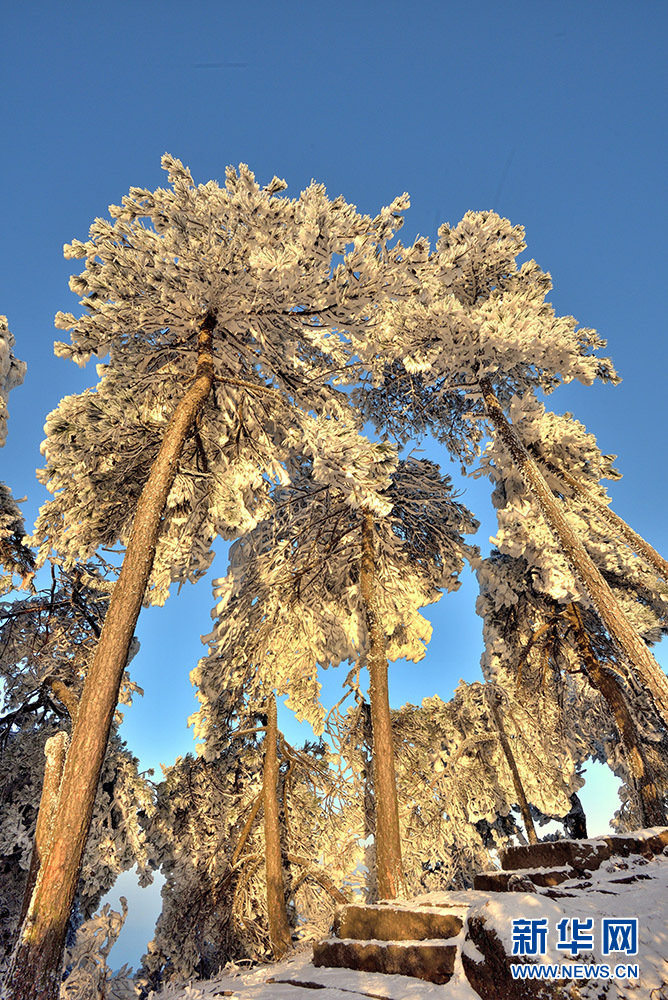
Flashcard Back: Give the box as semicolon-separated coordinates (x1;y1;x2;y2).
12;157;415;999
139;704;356;989
193;448;477;900
0;318;33;593
477;549;668;829
477;397;668;825
328;687;547;894
353;212;668;730
415;681;584;852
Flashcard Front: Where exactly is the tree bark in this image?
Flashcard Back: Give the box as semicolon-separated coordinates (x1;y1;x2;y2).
565;602;667;827
486;689;538;844
18;732;69;930
550;463;668;584
231;782;264;867
263;693;292;960
6;315;216;1000
478;376;668;728
360;509;405;900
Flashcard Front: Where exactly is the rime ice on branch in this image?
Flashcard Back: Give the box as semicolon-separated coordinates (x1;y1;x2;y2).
0;317;33;592
11;156;419;1000
193;447;478;899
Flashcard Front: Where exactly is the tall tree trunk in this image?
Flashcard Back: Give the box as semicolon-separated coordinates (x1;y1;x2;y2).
565;602;667;827
486;689;538;845
550;462;668;584
360;509;405;900
358;700;378;899
6;315;216;1000
264;693;291;959
18;732;69;930
478;376;668;728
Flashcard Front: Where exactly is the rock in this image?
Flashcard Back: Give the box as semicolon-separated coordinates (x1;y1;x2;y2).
462;915;569;1000
501;839;611;874
313;938;457;985
475;866;578;892
501;828;668;875
605;828;668;859
332;903;462;942
507;873;538;892
474;870;516;892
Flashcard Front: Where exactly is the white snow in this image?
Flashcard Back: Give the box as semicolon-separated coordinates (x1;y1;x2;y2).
146;849;668;999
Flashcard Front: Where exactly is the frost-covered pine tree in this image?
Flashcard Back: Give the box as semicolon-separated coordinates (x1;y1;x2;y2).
139;703;357;989
477;397;668;824
328;695;513;894
0;318;34;593
12;157;417;999
0;566;153;981
138;736;268;988
193;440;478;900
477;548;668;829
406;677;584;857
353;211;668;733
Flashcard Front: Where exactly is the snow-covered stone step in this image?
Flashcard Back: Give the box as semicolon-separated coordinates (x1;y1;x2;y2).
473;864;577;892
332;902;463;942
313;937;458;985
500;826;668;873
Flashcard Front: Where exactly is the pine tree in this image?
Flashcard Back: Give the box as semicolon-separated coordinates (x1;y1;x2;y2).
477;397;668;824
139;704;356;989
11;157;414;998
0;318;33;593
353;211;668;730
194;447;477;899
477;550;668;829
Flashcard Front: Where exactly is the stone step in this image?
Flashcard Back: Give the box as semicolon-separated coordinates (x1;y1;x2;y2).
474;865;577;892
313;938;457;986
500;827;668;873
332;903;462;942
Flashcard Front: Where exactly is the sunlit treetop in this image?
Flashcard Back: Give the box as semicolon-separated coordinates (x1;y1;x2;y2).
191;454;478;750
54;154;414;382
476;395;668;635
33;157;426;600
354;211;618;455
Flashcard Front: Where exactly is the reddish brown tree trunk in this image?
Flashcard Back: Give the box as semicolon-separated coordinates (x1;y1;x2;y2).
487;690;538;845
18;732;69;930
360;509;405;900
264;693;292;959
553;464;668;584
6;316;216;1000
565;603;667;828
479;376;668;729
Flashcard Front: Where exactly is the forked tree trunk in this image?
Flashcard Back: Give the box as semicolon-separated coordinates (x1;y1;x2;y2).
486;689;538;845
551;463;668;584
360;509;405;900
7;315;216;1000
565;602;667;827
263;693;292;959
478;376;668;729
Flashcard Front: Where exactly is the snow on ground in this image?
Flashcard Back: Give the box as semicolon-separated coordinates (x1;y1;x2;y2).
145;948;478;1000
147;848;668;1000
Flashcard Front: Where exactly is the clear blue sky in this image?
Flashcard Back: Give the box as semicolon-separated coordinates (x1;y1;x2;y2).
2;0;667;970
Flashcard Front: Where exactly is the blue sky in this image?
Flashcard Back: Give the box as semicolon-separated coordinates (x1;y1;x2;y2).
2;0;667;971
